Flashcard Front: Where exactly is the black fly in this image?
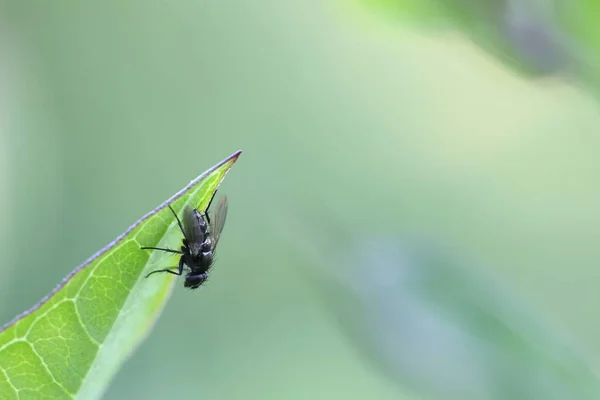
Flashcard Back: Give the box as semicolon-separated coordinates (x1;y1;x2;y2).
141;192;228;289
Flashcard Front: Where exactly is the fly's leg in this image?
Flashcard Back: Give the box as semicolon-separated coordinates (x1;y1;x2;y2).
145;257;185;278
204;189;218;224
145;267;180;278
141;204;188;253
167;204;189;242
140;246;183;255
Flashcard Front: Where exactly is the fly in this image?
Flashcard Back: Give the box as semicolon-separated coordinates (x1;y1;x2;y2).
141;191;229;289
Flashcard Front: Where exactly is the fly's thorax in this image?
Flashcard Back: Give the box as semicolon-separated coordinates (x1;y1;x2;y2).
188;241;205;257
201;235;213;252
181;252;197;268
201;250;214;263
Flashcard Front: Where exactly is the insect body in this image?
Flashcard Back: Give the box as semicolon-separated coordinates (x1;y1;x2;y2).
141;192;228;289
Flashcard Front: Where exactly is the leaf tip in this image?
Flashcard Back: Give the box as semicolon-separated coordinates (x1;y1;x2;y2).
230;149;243;162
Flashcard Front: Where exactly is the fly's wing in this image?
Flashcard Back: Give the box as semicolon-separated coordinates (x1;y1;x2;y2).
210;196;228;249
182;205;206;255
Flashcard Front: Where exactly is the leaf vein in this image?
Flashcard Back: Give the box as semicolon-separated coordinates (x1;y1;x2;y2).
0;365;18;398
23;342;74;399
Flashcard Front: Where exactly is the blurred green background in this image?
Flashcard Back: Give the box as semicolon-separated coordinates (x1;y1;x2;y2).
2;1;600;399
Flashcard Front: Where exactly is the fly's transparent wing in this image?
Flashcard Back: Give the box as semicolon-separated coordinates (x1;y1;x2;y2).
210;196;228;249
182;205;207;255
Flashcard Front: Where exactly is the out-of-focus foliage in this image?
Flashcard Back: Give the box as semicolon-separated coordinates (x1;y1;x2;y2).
311;235;600;399
359;0;600;93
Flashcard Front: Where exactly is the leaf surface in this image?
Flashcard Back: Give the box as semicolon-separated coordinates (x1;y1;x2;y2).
0;150;242;400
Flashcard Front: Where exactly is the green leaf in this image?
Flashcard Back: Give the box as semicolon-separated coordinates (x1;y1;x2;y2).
0;150;242;400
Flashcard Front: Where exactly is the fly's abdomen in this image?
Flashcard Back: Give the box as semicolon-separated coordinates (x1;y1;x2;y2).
183;207;210;256
192;209;208;232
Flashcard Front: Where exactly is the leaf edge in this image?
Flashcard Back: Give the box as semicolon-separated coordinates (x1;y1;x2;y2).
0;149;242;333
